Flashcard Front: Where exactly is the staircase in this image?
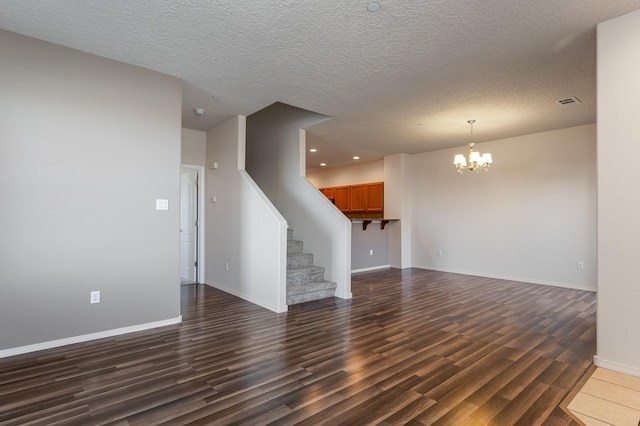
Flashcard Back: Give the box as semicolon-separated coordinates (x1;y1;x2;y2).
287;228;337;305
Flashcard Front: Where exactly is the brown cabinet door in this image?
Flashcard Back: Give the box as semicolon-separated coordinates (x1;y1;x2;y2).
334;186;350;212
366;182;384;212
320;187;335;203
350;184;366;212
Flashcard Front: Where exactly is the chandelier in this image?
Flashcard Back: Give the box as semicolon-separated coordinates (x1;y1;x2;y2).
453;120;492;174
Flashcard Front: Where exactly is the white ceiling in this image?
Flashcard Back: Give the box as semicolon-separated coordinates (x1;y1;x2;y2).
2;1;640;170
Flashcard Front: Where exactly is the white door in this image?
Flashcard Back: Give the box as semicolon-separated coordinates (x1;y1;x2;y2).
180;168;198;282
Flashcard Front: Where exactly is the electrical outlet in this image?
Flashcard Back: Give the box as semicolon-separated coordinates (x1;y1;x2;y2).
577;261;584;270
369;249;374;256
437;249;443;256
90;291;100;304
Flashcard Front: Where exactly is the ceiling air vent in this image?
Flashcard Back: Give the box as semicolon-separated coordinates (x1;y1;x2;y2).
556;96;582;107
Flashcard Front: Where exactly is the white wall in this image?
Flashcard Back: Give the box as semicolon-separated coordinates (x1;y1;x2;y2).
302;125;597;289
181;128;206;166
596;10;640;377
410;125;596;290
385;153;413;268
307;160;384;188
205;116;288;312
246;103;352;300
0;30;182;355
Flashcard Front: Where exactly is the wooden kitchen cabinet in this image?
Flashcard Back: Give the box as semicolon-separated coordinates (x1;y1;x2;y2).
365;182;384;212
350;184;366;212
319;182;384;215
320;187;335;201
333;186;351;212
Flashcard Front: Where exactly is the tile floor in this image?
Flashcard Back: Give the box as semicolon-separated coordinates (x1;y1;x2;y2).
567;367;640;425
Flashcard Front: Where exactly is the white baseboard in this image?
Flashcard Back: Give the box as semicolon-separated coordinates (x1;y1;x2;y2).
0;316;183;359
335;290;353;300
351;265;391;273
594;355;640;378
205;281;288;313
412;264;597;292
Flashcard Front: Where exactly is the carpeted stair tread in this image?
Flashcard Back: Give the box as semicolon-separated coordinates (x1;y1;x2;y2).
286;228;336;305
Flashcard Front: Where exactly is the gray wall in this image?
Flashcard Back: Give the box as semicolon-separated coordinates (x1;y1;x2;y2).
0;30;182;353
181;128;206;166
351;223;390;271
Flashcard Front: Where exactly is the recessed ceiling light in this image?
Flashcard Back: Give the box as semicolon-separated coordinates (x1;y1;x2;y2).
309;148;317;153
367;2;380;12
353;156;360;160
194;108;205;115
320;163;327;167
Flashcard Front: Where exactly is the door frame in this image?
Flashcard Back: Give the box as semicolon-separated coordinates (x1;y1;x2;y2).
180;164;205;284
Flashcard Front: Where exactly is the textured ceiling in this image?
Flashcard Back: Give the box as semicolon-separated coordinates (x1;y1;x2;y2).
2;1;640;170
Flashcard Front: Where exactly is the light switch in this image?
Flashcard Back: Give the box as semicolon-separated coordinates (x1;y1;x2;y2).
155;199;169;210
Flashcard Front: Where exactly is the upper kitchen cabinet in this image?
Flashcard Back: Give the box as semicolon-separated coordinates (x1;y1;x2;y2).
334;186;351;212
365;182;384;212
320;187;335;202
350;184;367;212
319;182;384;216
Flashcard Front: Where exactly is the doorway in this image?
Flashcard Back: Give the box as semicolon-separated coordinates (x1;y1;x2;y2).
180;165;205;284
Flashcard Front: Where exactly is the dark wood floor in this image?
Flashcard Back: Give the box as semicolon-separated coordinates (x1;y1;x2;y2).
0;268;596;425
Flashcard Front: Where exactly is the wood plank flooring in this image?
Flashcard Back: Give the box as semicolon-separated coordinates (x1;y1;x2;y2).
0;268;596;425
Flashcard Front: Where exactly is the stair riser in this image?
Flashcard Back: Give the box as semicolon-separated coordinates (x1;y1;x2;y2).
287;289;336;305
287;280;336;295
287;271;325;286
287;240;303;254
287;254;314;268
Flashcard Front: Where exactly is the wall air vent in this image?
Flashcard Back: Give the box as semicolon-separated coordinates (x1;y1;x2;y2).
556;96;582;107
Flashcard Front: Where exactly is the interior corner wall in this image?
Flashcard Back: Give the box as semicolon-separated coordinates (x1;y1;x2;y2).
204;118;241;299
205;116;288;312
0;30;182;354
410;125;596;291
595;9;640;377
181;128;206;166
384;153;413;268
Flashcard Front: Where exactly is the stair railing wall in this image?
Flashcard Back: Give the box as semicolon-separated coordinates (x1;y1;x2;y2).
245;103;352;302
